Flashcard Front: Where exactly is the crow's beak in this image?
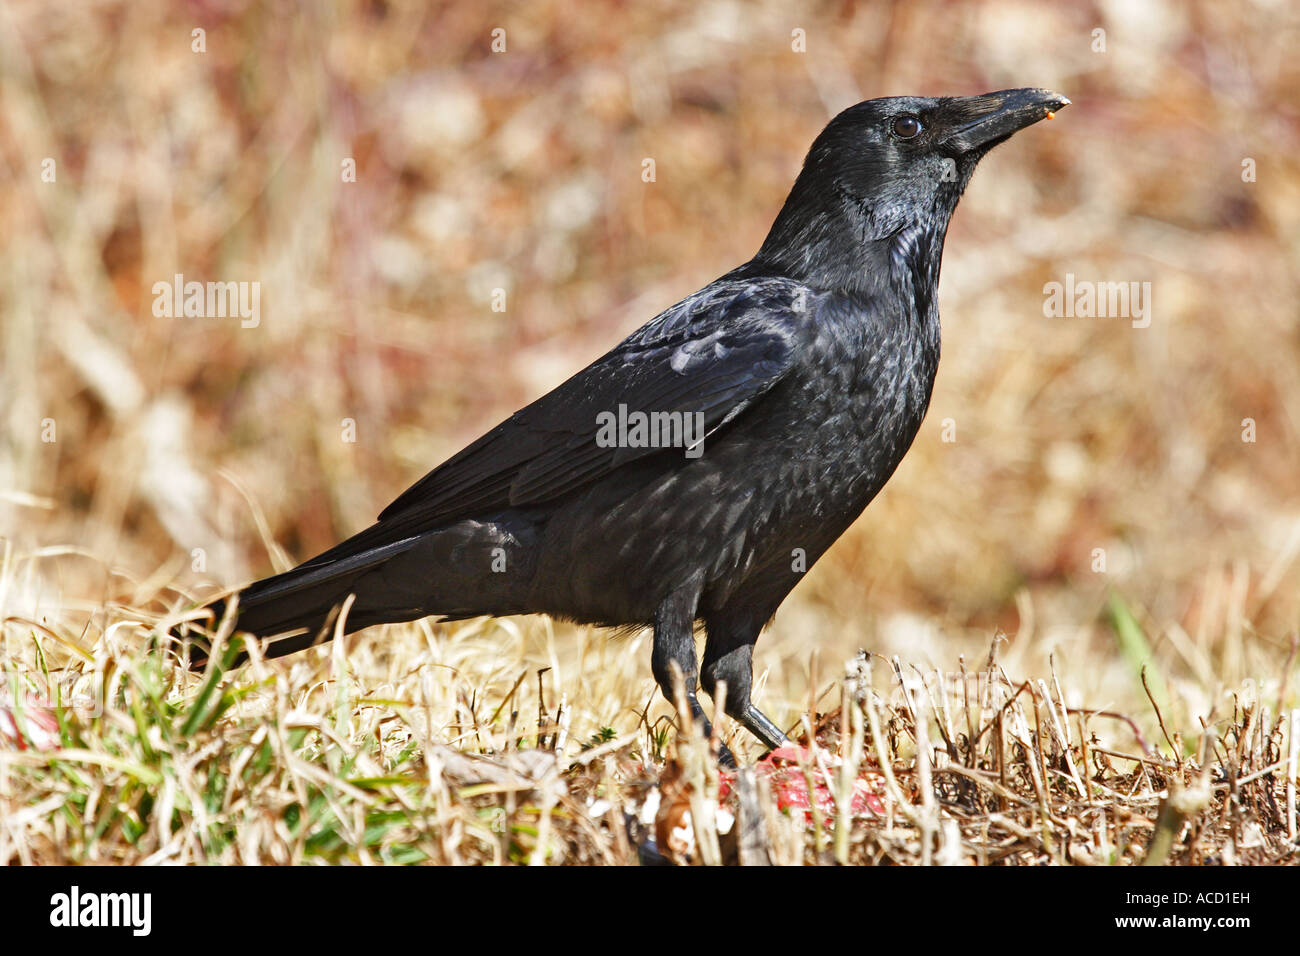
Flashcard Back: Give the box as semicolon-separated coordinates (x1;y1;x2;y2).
941;88;1070;154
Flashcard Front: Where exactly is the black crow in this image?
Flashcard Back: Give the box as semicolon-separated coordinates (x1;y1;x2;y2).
192;88;1069;758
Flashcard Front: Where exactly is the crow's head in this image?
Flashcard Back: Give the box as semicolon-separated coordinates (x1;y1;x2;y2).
755;88;1068;289
819;89;1068;212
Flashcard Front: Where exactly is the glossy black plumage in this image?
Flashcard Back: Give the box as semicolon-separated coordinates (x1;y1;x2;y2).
194;88;1069;756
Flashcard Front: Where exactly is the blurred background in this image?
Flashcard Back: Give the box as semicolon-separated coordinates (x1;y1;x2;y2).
2;0;1298;732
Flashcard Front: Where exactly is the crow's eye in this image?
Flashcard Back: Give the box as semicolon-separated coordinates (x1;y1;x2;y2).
891;115;923;139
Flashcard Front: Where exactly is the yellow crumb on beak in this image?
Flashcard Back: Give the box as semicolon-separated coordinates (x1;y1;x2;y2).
1045;111;1056;120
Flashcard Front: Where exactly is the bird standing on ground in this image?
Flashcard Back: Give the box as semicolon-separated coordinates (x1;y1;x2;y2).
192;88;1069;760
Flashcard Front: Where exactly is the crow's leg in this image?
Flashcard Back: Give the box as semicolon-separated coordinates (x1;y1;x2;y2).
651;582;737;765
650;587;703;725
702;618;791;753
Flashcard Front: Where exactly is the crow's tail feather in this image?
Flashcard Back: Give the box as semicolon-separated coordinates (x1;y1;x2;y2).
185;533;425;670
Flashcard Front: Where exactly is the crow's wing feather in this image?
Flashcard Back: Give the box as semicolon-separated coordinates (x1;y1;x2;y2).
298;279;809;570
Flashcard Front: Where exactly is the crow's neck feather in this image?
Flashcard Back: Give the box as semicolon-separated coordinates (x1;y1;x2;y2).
750;177;956;312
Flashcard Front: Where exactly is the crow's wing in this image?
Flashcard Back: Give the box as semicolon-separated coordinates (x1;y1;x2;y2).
298;278;811;569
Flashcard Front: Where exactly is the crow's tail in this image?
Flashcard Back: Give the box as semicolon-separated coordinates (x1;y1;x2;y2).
186;533;425;670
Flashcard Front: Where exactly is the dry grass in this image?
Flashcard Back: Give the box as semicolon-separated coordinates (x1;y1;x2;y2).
1;565;1296;864
2;0;1299;863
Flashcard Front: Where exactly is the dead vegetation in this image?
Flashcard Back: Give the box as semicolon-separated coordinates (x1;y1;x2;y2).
1;588;1295;865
